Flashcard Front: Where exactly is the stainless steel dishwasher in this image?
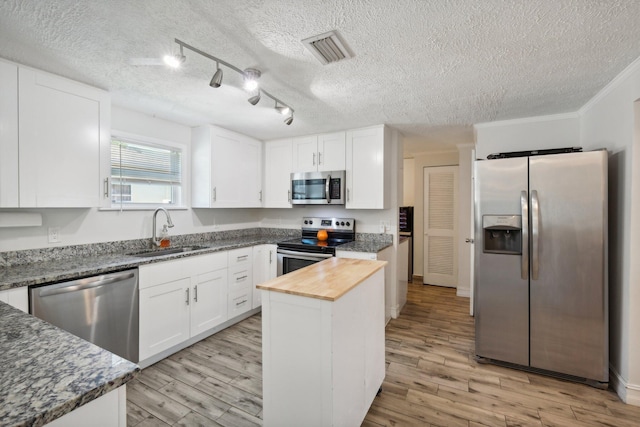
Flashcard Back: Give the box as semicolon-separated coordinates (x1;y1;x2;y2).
30;269;139;363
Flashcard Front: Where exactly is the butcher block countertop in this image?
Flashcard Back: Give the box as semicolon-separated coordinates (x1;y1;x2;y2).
257;257;387;301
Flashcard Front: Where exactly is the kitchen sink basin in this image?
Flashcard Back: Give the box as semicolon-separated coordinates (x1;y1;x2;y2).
128;246;208;258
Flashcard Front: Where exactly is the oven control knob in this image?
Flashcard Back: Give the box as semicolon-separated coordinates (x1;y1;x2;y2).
346;221;350;226
309;220;313;225
339;221;343;226
304;220;308;224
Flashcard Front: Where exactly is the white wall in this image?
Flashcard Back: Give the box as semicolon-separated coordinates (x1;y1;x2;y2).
474;113;580;160
456;144;474;297
403;158;415;206
578;57;640;405
473;56;640;405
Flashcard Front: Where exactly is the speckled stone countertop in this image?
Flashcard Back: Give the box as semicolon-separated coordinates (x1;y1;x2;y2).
0;229;391;291
337;233;393;253
0;302;139;427
0;229;298;291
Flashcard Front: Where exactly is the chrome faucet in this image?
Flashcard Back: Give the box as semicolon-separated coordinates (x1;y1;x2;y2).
152;208;174;246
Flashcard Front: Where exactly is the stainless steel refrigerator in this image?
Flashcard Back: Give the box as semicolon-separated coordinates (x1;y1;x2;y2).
474;149;608;385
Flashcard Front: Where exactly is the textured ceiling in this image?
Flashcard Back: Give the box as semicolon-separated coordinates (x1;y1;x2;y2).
1;1;640;156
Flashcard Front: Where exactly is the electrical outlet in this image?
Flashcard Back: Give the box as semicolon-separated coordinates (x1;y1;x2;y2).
48;227;61;243
379;220;390;233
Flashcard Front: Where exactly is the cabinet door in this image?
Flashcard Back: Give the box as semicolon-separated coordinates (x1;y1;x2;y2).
0;60;19;207
191;269;228;336
139;278;191;361
252;244;276;309
264;139;293;207
211;128;262;207
346;126;389;209
0;287;28;312
18;67;109;207
292;135;318;172
317;132;345;172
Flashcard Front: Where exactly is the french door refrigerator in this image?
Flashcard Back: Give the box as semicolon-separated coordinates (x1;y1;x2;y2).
474;149;608;385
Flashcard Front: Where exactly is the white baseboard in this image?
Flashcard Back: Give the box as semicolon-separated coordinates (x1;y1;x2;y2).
456;288;470;298
610;365;640;406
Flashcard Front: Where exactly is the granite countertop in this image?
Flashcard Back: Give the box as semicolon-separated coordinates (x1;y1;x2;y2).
258;257;387;301
0;302;139;427
336;239;393;253
0;235;285;291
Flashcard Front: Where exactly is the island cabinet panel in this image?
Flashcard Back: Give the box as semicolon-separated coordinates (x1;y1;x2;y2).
261;267;385;427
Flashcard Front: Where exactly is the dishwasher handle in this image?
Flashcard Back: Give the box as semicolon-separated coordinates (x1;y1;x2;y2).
37;271;136;297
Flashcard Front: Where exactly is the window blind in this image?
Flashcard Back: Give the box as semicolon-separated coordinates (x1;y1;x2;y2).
111;139;182;184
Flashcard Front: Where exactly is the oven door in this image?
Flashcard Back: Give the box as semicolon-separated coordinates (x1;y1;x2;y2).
277;249;334;276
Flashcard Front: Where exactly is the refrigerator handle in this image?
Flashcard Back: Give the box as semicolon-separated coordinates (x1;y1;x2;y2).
531;189;540;280
520;190;529;280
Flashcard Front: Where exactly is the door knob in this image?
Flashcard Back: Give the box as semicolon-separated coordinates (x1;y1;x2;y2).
465;238;474;243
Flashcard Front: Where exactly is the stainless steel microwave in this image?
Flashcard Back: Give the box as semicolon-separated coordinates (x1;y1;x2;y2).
291;170;345;205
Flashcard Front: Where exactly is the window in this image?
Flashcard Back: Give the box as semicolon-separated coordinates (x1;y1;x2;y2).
111;136;183;207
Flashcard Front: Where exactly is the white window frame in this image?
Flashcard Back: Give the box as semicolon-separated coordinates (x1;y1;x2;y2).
109;131;188;210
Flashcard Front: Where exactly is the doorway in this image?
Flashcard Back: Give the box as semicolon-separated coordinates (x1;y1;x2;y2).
423;166;458;287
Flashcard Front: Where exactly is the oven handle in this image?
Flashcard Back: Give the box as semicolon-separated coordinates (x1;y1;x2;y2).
326;174;331;203
277;249;334;260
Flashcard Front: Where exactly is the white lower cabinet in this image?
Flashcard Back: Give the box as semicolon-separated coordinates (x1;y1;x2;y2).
252;244;277;309
0;287;28;312
227;247;253;318
139;252;227;361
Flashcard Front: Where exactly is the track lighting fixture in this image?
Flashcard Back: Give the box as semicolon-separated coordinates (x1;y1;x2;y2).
274;101;291;116
169;38;294;125
163;45;185;68
248;90;261;105
209;62;223;88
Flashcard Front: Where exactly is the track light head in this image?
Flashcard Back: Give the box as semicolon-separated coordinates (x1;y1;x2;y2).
209;63;223;88
284;113;294;125
248;91;261;105
243;68;261;91
164;45;186;68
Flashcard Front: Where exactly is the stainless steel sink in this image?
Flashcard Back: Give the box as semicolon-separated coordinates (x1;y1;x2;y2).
128;246;207;258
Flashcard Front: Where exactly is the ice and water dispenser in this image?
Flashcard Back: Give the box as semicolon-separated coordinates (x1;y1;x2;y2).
482;215;522;255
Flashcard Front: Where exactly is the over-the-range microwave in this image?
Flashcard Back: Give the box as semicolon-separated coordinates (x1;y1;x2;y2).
291;170;345;205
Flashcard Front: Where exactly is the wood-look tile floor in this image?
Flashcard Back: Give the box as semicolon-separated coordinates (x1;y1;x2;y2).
127;283;640;426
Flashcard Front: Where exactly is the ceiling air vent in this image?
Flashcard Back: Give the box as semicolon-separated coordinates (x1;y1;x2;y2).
302;31;353;65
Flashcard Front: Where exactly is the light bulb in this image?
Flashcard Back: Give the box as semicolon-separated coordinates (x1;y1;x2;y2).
163;54;185;68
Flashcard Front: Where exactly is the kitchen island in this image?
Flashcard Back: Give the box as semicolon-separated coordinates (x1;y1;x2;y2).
0;301;138;427
258;257;387;427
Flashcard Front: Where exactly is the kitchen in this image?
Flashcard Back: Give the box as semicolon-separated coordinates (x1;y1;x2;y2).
2;1;640;426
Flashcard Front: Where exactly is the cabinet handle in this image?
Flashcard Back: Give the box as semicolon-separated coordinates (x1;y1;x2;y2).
313;152;316;166
236;299;247;307
213;187;217;202
269;250;273;264
236;275;248;281
237;255;248;261
318;152;322;165
185;288;190;305
193;285;198;302
347;188;350;202
259;190;262;202
288;190;291;203
103;178;109;198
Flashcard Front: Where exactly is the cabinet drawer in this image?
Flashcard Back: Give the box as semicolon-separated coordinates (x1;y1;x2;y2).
228;247;252;268
228;289;252;318
229;267;252;292
190;251;227;273
139;259;189;289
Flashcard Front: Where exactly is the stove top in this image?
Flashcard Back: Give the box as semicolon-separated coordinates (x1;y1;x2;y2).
277;217;356;254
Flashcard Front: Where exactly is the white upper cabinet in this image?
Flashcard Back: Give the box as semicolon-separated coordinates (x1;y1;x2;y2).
192;125;263;208
0;61;110;208
263;138;293;208
291;132;345;173
0;60;19;207
345;125;391;209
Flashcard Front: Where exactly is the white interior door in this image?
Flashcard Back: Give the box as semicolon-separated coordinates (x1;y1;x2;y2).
423;166;458;287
